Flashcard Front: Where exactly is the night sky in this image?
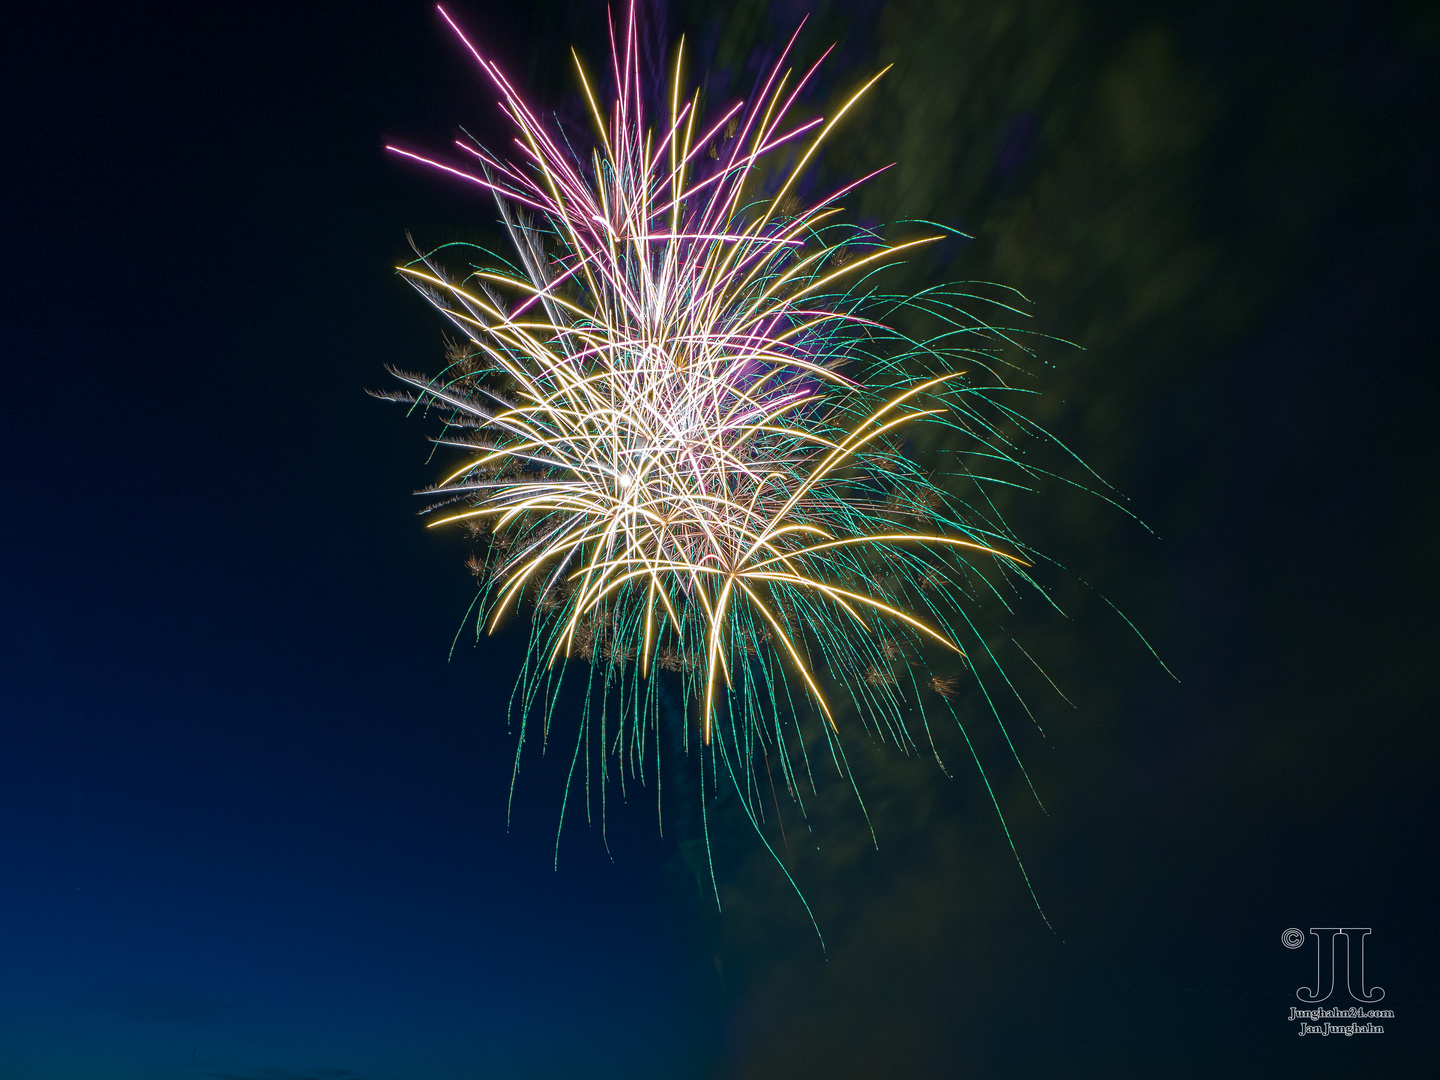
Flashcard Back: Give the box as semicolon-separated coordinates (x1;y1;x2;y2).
1;1;1436;1078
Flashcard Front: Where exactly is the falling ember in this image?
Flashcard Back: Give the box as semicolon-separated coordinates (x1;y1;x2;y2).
929;674;963;700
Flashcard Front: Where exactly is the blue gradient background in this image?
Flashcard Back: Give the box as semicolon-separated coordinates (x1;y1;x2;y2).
1;1;1435;1077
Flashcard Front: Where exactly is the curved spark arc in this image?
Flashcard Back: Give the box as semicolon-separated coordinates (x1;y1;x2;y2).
384;4;1073;930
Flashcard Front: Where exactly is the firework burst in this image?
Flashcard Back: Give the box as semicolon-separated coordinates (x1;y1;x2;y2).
382;4;1067;926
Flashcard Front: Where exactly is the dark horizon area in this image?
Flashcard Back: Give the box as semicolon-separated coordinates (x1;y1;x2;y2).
1;1;1435;1077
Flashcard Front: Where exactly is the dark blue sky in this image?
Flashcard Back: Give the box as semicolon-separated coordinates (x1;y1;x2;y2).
1;1;1435;1078
1;3;714;1076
